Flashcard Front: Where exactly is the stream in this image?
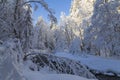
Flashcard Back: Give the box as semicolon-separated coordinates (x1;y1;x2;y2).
95;73;120;80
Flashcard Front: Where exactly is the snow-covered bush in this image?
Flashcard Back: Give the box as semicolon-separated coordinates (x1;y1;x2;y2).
0;39;25;80
24;53;96;79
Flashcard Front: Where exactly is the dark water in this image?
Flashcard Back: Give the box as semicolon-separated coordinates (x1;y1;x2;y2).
95;74;120;80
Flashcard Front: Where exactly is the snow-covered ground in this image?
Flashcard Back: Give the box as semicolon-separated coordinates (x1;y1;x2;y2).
23;69;96;80
55;52;120;76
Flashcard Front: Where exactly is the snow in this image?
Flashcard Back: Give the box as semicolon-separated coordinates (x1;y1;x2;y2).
23;53;97;80
23;69;96;80
55;52;120;76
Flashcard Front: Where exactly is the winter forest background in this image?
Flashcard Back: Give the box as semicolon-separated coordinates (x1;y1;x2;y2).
0;0;120;80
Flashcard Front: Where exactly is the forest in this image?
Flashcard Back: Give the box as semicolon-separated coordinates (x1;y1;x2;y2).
0;0;120;80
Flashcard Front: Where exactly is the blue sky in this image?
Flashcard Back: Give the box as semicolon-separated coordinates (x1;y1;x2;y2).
32;0;72;23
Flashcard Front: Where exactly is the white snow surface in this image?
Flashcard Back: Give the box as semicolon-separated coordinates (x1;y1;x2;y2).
23;69;96;80
55;52;120;76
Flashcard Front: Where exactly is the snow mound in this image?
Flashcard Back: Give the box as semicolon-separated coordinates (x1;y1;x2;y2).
24;53;96;79
24;70;97;80
55;52;120;76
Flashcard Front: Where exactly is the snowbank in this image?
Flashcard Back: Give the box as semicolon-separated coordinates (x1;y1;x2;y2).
24;53;96;79
55;52;120;76
23;70;96;80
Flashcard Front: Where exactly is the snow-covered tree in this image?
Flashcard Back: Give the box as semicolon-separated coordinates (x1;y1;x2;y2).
33;17;48;49
70;0;95;26
0;0;15;40
0;0;33;53
0;0;57;53
21;4;33;53
32;16;55;52
60;12;77;47
0;39;25;80
58;12;86;53
69;37;82;55
54;28;67;52
84;0;120;56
